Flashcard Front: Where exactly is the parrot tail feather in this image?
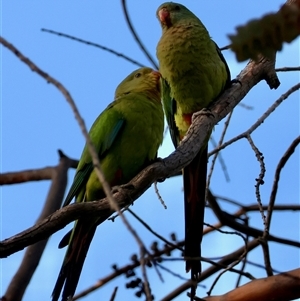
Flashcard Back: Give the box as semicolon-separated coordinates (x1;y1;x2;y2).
52;221;97;301
183;146;207;298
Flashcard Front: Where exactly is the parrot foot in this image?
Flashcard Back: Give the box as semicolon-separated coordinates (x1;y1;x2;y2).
192;108;214;124
112;183;135;194
231;78;242;86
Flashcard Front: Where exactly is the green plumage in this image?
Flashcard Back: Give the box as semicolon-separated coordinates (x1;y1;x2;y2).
156;2;231;295
52;67;164;301
157;2;230;143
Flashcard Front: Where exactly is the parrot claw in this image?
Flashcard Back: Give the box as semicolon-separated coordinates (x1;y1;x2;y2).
231;78;242;86
112;183;135;194
192;108;214;124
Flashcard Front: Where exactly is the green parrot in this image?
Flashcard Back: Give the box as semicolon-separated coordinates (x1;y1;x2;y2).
52;67;164;301
156;1;231;287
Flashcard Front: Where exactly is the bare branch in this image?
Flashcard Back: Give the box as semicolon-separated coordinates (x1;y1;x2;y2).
3;151;74;301
0;167;54;184
0;151;78;185
204;268;300;301
267;136;300;229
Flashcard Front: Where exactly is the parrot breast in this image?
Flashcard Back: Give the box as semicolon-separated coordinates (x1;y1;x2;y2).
157;24;228;115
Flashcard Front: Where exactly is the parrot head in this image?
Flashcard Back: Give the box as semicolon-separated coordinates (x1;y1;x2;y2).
157;2;199;29
115;67;161;99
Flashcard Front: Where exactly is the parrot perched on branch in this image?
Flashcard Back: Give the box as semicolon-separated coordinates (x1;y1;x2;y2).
156;1;231;293
52;67;164;301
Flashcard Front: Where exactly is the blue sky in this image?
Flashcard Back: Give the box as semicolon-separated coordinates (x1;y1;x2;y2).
1;1;299;300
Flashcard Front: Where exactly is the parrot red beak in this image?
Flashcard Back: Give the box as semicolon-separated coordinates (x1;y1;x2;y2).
158;8;170;24
151;70;161;79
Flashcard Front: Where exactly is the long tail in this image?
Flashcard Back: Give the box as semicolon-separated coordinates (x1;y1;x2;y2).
52;220;97;301
183;145;207;297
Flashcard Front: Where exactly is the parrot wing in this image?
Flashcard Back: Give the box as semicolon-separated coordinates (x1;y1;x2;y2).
161;77;179;148
53;106;125;300
63;104;125;207
213;41;232;91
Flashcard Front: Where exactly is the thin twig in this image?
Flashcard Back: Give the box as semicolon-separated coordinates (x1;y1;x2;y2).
219;44;232;51
41;28;145;68
205;223;248;295
266;136;300;232
209;82;300;156
258;237;273;276
235;239;249;287
245;260;283;274
209;136;230;182
128;209;181;252
246;135;273;276
238;102;254;110
156;262;204;284
215;195;300;213
207;110;233;187
121;0;158;70
275;66;300;72
246;134;267;228
109;287;118;301
153;182;167;209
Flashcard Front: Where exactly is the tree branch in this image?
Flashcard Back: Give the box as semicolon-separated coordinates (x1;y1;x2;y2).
3;151;74;301
0;150;78;185
0;40;286;257
204;268;300;301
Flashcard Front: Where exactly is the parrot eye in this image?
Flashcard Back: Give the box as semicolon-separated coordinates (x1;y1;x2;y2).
134;72;141;78
174;5;180;11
